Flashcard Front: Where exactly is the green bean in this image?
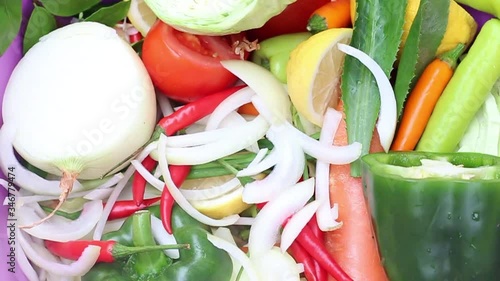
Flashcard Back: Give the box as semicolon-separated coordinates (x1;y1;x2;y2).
416;19;500;152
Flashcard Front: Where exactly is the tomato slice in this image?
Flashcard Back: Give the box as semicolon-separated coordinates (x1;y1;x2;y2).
142;21;247;102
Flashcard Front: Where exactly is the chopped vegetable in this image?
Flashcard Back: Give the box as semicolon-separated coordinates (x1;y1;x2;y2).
362;152;500;281
307;0;352;34
417;19;500;152
391;43;465;151
144;0;295;35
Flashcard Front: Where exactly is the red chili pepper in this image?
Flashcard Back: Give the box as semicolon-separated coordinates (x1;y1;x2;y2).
106;197;160;221
131;85;245;206
295;225;353;281
288;241;321;281
307;214;328;281
160;164;191;234
44;240;189;263
132;156;158;206
129;32;143;44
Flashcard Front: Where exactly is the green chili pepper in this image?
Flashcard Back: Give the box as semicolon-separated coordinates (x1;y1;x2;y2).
251;32;311;83
125;210;173;280
161;204;233;281
361;151;500;281
416;19;500;152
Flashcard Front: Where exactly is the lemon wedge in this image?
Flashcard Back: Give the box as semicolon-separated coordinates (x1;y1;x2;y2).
286;28;353;127
180;175;250;219
127;0;157;36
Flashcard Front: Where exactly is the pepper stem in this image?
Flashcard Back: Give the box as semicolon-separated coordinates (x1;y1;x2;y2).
111;243;190;259
438;43;466;70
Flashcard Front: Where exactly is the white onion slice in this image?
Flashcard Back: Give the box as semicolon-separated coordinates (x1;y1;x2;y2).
156;90;174;117
286;122;362;164
247;178;315;256
155;116;269;165
249;247;301;281
205;86;255;130
164;127;233;147
92;164;137;240
82;188;115;201
237;148;275;177
19;200;103;241
0;124;85;195
316;108;343;231
337;43;397;152
280;200;321;252
131;160;164;191
150;215;180;259
222;60;292;125
180;177;241;200
16;240;40;281
18;229;100;276
207;233;260;281
157;134;240;226
234;217;255;225
242;126;304;204
212;227;243;281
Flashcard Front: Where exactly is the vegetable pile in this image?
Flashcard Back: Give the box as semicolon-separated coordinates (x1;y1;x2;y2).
0;0;499;281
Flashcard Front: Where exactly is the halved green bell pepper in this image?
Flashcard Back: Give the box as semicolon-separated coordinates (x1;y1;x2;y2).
361;152;500;281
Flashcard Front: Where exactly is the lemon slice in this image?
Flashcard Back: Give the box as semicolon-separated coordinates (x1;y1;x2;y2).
180;175;250;219
127;0;157;36
286;28;353;127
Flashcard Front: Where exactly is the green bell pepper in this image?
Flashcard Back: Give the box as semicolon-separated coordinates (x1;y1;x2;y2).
361;152;500;281
83;205;233;281
251;32;311;83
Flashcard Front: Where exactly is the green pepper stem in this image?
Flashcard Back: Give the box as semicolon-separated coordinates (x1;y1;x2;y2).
438;43;466;70
111;243;190;259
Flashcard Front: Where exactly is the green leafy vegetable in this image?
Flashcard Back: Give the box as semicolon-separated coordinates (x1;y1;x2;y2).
144;0;295;35
394;0;449;117
23;6;57;54
340;0;408;177
457;80;500;156
40;0;101;17
0;0;22;56
84;0;131;27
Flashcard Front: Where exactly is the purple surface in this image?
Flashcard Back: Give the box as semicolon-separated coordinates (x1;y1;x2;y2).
0;0;33;280
461;4;494;31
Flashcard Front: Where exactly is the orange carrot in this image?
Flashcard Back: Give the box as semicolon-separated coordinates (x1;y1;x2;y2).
391;43;466;151
307;0;352;34
238;102;260;116
324;100;389;281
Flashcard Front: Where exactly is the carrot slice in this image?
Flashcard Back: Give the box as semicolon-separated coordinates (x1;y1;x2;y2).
324;100;388;281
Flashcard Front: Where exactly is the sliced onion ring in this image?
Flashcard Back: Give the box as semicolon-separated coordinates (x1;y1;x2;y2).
19;200;103;241
247;178;315;256
205;86;255;130
157;134;240;227
18;229;100;276
207;233;260;281
315;108;343;231
280;200;321;253
337;43;397;152
222;60;292;125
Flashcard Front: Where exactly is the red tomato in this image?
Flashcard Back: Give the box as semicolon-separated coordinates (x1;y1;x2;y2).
246;0;330;41
142;21;247;102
